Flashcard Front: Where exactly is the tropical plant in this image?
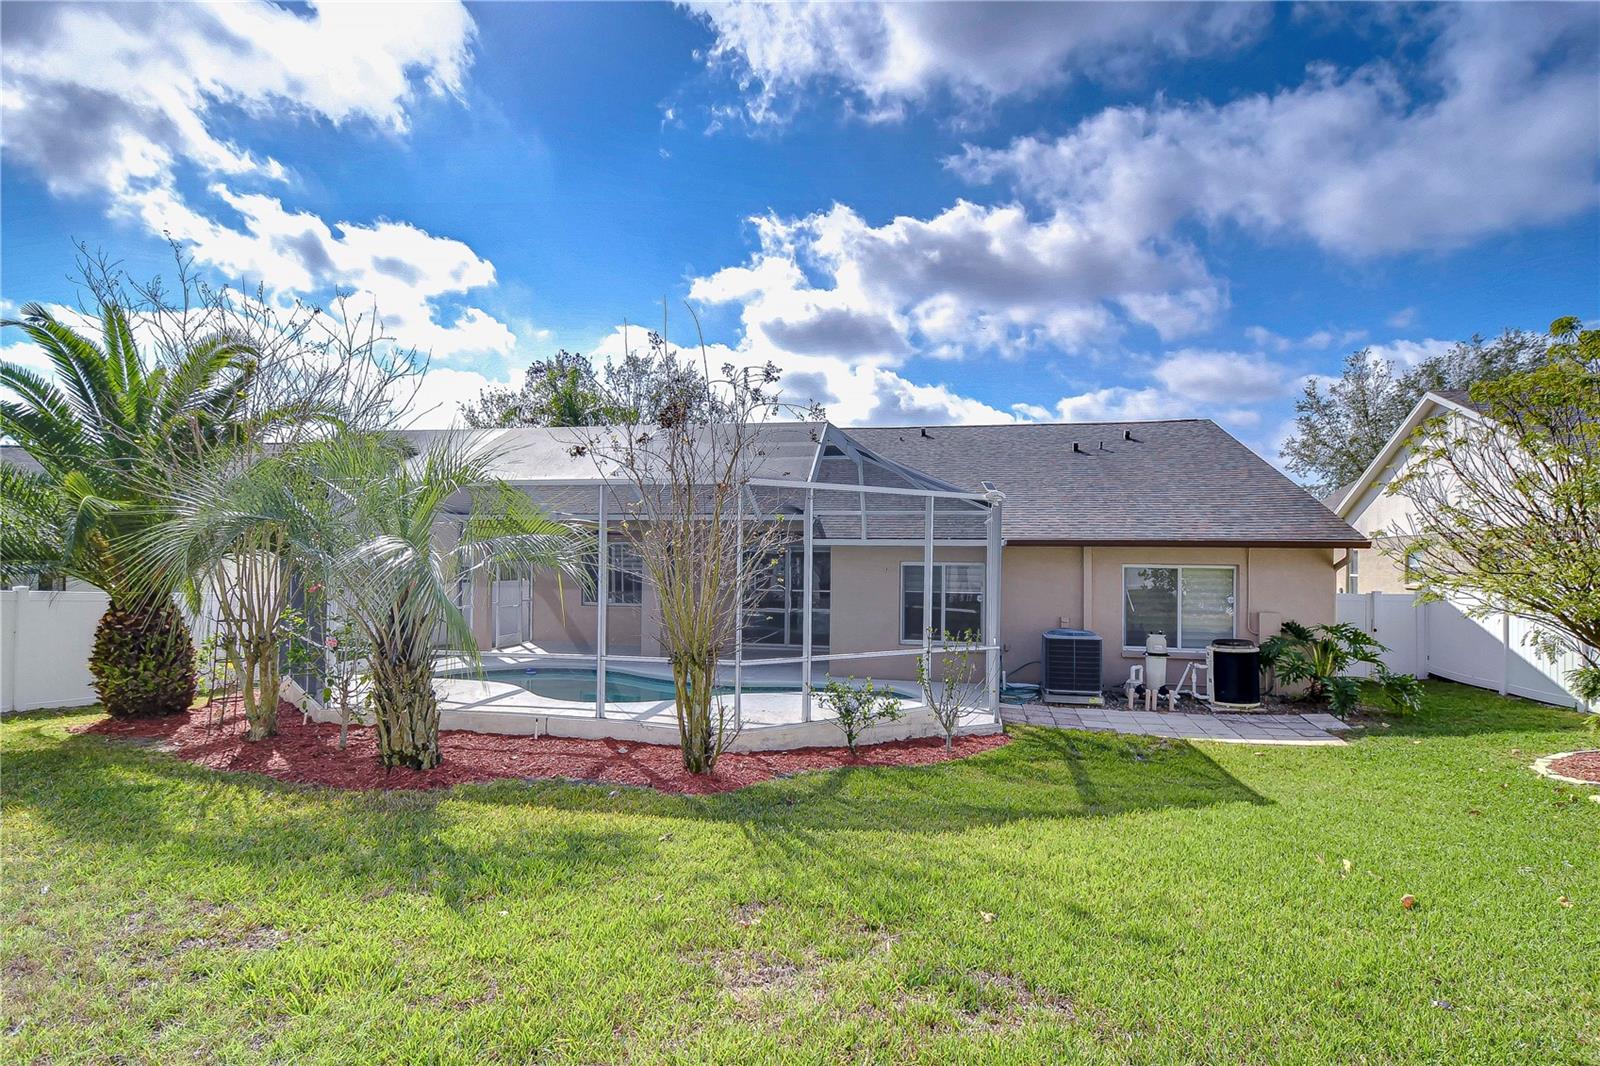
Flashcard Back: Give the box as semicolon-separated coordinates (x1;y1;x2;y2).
916;629;984;753
818;677;903;754
0;300;257;715
288;433;587;769
461;350;611;427
1260;620;1422;716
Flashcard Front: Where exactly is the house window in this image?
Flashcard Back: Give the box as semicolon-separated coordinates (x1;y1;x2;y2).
900;562;985;643
1346;550;1360;594
743;546;830;648
1122;566;1236;651
582;542;643;606
1404;550;1423;589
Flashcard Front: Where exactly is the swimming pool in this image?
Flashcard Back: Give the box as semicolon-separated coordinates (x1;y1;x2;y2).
474;667;802;704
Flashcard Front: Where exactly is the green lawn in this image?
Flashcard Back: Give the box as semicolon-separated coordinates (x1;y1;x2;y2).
3;682;1596;1064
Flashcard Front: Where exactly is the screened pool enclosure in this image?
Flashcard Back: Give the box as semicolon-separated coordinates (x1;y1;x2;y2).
410;423;1007;750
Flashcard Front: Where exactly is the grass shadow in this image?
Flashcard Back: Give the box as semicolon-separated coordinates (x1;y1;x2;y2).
2;720;657;912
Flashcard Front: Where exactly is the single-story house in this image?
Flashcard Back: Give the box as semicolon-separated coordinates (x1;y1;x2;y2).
429;418;1367;692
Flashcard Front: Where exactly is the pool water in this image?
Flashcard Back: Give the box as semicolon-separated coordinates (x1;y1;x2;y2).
476;667;800;704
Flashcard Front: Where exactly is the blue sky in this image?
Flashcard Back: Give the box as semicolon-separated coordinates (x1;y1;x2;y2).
2;1;1596;464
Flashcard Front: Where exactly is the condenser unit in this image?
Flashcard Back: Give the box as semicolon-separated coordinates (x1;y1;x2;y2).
1041;628;1103;704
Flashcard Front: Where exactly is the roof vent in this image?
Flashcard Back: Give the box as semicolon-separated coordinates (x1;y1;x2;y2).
919;427;931;438
1123;429;1136;442
1072;442;1084;454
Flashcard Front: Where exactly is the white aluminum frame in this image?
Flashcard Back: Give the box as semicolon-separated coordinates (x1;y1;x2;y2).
469;471;1006;731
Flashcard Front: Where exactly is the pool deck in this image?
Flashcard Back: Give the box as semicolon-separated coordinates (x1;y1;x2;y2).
424;676;1001;752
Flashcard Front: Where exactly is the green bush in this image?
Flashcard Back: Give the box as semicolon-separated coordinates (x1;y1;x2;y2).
818;677;903;754
1260;620;1421;716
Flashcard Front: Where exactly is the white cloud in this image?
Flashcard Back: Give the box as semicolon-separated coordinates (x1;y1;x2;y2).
689;200;1224;366
1386;307;1418;330
1;1;474;198
684;1;1265;123
1152;349;1285;404
398;366;518;429
2;1;515;362
950;4;1599;256
1243;325;1367;353
588;322;1012;427
1364;338;1455;368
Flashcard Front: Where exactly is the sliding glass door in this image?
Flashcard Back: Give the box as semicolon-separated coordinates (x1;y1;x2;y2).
743;546;830;649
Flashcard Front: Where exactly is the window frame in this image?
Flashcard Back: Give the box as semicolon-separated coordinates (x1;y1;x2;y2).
1404;549;1424;589
1346;549;1360;595
1119;564;1238;653
581;541;644;607
898;560;987;645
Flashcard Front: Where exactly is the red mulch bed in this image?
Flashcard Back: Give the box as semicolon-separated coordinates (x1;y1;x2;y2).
77;697;1010;795
1549;750;1600;784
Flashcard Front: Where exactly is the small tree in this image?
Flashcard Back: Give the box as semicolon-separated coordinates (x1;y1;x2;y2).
571;320;822;774
1391;317;1600;701
916;629;984;753
1260;621;1423;716
320;617;372;751
818;677;903;755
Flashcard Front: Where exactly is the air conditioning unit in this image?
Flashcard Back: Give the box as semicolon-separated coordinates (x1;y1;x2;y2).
1041;628;1103;704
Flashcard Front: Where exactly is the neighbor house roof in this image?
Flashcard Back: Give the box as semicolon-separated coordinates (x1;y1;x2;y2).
1333;388;1493;522
843;421;1366;547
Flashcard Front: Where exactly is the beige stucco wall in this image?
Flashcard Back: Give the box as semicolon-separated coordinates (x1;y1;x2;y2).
526;566;642;654
828;542;1335;688
488;542;1337;692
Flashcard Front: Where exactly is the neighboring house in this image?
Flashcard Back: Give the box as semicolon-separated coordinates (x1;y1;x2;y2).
1331;389;1479;593
429;419;1367;691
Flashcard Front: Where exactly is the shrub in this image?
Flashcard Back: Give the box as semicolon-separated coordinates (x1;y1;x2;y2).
1260;620;1421;716
818;677;903;754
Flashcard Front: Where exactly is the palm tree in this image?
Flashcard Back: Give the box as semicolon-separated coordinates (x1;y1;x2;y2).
1;301;257;716
305;433;589;769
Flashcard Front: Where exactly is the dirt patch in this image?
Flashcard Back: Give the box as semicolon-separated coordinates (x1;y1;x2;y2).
1546;750;1600;784
77;697;1010;796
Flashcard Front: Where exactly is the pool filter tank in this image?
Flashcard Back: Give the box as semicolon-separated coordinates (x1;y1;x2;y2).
1144;632;1169;691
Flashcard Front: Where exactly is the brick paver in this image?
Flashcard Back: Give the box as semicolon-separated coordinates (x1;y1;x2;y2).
1001;702;1351;745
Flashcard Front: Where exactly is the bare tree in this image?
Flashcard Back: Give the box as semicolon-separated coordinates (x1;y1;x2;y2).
570;317;822;774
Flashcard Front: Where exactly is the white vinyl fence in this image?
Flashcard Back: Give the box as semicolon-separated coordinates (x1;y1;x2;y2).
1336;591;1592;710
1;586;109;713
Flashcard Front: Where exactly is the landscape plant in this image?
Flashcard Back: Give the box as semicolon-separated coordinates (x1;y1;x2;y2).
0;298;255;715
319;617;371;751
288;433;587;769
571;319;822;774
818;677;903;754
1391;316;1600;703
916;628;985;752
1260;620;1423;716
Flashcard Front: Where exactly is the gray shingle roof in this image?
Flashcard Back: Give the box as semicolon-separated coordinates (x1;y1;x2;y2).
842;421;1366;546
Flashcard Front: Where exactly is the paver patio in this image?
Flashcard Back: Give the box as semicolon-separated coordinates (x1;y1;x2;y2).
1002;702;1352;745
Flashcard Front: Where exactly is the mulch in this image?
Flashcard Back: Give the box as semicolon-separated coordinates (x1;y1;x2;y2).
1548;749;1600;785
77;697;1010;795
